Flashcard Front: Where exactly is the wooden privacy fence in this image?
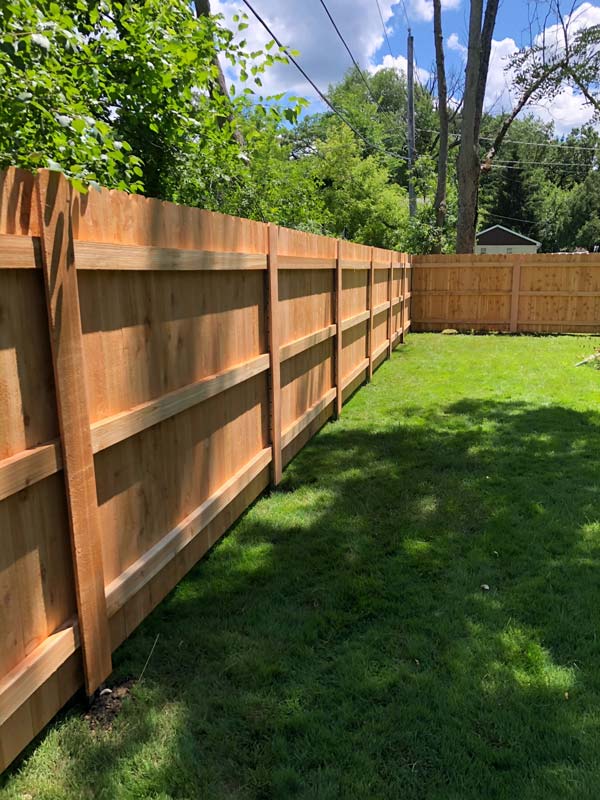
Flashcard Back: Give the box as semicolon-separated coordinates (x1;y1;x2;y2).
0;168;411;771
412;253;600;333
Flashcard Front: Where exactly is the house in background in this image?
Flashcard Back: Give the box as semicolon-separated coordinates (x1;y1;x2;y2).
475;224;540;254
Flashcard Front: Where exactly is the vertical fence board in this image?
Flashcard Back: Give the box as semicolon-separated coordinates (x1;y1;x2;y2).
510;258;522;333
35;171;112;694
267;225;282;485
367;248;375;380
334;240;343;418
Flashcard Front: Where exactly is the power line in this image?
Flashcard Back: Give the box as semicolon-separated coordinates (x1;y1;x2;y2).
480;135;598;152
417;127;599;152
492;159;595;169
484;211;538;225
318;0;377;104
374;0;394;58
241;0;409;161
398;0;411;28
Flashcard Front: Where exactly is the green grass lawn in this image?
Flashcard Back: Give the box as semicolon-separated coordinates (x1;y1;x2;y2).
4;333;600;800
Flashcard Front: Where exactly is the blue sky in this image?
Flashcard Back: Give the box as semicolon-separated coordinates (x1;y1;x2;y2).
213;0;600;135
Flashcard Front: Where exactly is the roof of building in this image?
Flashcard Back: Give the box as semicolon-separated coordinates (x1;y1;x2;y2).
476;224;541;247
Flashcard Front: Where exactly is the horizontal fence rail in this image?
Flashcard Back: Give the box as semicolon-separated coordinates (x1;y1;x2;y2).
412;253;600;333
0;167;411;771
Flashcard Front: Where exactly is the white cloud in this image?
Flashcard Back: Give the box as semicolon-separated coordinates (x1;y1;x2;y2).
211;0;402;102
447;31;466;56
448;6;600;136
370;53;431;84
407;0;461;23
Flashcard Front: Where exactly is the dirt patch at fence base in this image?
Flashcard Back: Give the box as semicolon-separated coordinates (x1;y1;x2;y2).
85;679;135;732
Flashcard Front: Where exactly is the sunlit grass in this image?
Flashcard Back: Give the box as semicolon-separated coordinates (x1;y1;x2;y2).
3;333;600;799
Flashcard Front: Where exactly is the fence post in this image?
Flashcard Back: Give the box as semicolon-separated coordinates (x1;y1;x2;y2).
387;253;393;358
35;169;112;695
266;223;282;485
334;239;343;418
367;247;375;380
510;257;521;333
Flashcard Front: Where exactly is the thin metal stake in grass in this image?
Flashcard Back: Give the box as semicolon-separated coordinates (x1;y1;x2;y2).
138;634;160;685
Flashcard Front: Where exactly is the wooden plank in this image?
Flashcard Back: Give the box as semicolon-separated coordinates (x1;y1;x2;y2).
387;261;393;358
368;249;375;380
517;320;600;328
0;440;62;502
279;325;336;362
74;241;267;271
267;224;282;485
400;257;408;344
342;358;369;390
412;290;512;296
278;254;336;270
373;301;391;317
413;319;508;326
0;621;79;727
510;258;522;332
105;447;272;617
280;389;336;449
335;241;343;418
518;290;600;297
340;258;370;270
90;354;270;454
373;339;390;362
0;234;40;269
341;309;370;332
35;170;112;694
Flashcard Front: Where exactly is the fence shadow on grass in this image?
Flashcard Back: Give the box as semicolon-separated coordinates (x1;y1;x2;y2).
5;391;600;799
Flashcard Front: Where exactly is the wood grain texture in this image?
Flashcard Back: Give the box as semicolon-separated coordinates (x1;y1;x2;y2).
267;225;282;485
105;447;272;616
0;441;61;502
0;234;40;268
279;325;336;362
341;309;370;331
0;167;409;772
335;241;343;418
278;254;336;270
411;253;600;332
75;241;266;271
0;621;78;727
367;249;375;380
281;389;336;448
387;263;394;357
35;170;111;694
510;259;522;332
90;354;270;454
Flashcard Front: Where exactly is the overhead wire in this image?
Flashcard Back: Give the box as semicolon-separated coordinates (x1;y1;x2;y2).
374;0;394;58
241;0;409;161
416;127;599;152
317;0;378;104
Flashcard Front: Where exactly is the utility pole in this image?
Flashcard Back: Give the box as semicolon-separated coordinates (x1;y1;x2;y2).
407;29;416;218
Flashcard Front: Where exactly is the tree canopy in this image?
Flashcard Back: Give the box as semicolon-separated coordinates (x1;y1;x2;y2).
3;0;600;253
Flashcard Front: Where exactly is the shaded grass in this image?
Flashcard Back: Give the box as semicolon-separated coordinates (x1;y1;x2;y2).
4;333;600;798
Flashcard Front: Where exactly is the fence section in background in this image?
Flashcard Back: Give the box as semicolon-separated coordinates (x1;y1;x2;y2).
0;168;411;771
412;253;600;333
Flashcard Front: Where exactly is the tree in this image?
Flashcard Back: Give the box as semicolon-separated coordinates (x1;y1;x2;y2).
456;0;500;252
432;0;449;253
0;0;294;196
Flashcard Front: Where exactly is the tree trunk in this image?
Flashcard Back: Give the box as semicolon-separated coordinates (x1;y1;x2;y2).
432;0;448;253
456;0;500;253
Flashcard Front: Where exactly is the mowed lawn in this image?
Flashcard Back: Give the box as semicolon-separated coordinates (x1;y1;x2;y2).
4;333;600;800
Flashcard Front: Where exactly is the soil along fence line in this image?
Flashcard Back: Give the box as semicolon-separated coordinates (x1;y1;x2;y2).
412;253;600;333
0;168;411;771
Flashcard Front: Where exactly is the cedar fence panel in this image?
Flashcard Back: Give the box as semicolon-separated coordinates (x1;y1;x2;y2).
0;168;411;771
412;253;600;333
